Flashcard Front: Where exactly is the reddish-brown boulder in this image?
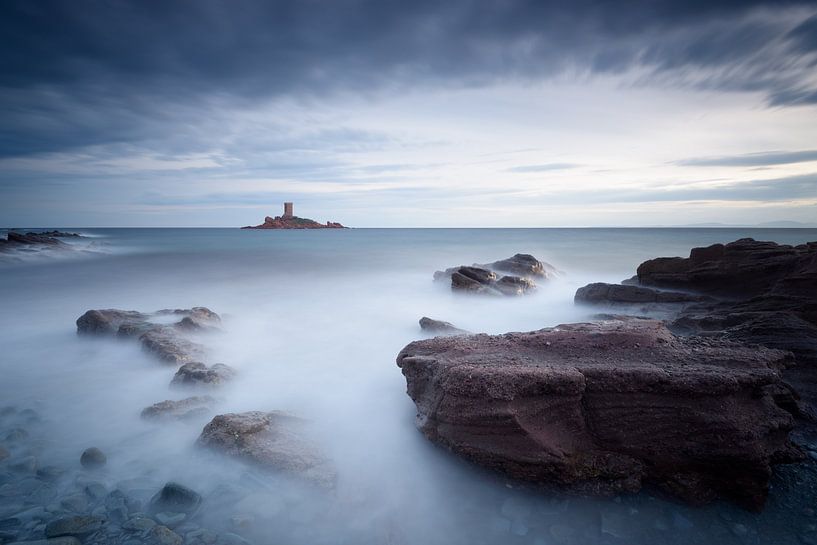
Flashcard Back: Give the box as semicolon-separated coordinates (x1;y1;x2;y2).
397;318;801;510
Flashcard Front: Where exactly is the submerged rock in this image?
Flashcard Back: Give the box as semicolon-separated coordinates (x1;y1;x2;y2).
198;412;336;488
79;448;106;470
170;363;235;388
419;317;470;336
397;318;801;510
140;397;216;421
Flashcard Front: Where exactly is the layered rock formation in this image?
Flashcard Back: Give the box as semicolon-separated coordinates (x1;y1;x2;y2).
397;318;801;510
434;253;556;296
197;411;335;488
241;215;346;229
577;239;817;364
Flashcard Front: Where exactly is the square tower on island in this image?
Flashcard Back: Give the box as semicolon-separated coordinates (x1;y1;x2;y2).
283;202;294;218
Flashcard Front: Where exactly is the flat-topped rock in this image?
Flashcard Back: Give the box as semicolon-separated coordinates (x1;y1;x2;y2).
198;412;335;488
397;318;800;510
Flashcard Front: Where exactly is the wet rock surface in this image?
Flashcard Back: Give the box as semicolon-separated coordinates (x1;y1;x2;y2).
79;449;106;470
397;318;801;510
198;412;336;488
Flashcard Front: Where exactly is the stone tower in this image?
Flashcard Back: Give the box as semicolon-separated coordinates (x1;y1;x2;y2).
283;202;293;218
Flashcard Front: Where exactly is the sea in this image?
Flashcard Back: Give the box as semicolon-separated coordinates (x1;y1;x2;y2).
1;227;816;545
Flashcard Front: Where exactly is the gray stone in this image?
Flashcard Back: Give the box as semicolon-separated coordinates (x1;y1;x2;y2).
44;516;106;537
80;448;106;469
149;483;201;516
84;483;107;500
60;495;88;514
0;446;9;461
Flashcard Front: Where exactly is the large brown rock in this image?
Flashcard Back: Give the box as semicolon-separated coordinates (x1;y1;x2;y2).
197;412;336;488
170;362;235;388
396;318;801;510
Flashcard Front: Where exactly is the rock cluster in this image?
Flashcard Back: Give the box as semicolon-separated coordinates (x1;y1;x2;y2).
397;318;801;510
434;254;556;296
76;307;235;422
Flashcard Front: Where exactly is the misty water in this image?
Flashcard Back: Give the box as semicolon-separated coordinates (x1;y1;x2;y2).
2;228;817;545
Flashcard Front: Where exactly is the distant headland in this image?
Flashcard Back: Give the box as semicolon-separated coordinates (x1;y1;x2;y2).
241;202;347;229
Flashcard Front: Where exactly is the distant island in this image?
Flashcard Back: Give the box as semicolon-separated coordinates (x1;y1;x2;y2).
241;202;347;229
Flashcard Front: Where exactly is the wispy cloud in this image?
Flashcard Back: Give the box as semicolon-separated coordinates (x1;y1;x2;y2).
507;163;580;173
676;150;817;167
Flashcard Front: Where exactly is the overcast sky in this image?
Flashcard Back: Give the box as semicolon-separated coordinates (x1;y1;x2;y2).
2;0;817;227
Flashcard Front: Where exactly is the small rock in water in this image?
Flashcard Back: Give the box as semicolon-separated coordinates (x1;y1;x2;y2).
149;483;201;516
60;494;89;513
80;448;106;469
44;515;106;537
146;525;183;545
84;482;107;500
155;512;186;528
0;446;9;461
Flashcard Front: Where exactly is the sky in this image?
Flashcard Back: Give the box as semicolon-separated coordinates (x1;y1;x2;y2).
2;0;817;227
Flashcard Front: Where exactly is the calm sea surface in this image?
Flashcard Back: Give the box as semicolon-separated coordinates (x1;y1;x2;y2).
1;228;816;545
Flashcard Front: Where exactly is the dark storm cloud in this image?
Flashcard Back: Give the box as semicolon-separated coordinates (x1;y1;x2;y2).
1;0;817;158
676;149;817;167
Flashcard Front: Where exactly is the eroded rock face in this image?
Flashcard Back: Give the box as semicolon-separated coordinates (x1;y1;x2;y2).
170;362;235;388
197;412;335;488
396;319;800;510
76;308;219;365
140;397;216;421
